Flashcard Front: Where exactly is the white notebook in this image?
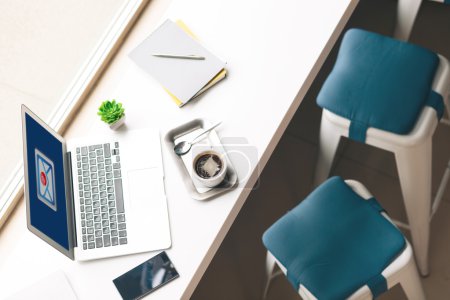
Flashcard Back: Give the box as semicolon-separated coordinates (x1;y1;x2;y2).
129;19;226;105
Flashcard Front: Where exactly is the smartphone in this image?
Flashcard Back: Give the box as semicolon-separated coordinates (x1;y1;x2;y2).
113;251;179;300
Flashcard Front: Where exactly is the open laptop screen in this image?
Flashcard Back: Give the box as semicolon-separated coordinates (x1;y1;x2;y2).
23;109;73;258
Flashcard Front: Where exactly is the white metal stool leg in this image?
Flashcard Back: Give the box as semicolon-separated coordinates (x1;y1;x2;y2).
394;136;433;276
399;252;426;300
263;251;283;299
314;114;343;186
445;92;450;120
394;0;422;41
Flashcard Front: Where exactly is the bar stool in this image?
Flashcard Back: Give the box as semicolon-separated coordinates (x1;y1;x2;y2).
262;177;425;300
314;28;450;275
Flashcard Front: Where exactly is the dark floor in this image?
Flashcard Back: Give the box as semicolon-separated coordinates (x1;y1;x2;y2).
191;1;450;299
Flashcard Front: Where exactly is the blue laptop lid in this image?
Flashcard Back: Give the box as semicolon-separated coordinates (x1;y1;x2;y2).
21;105;75;260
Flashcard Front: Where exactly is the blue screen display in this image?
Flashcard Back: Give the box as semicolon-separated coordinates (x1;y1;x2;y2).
25;113;70;250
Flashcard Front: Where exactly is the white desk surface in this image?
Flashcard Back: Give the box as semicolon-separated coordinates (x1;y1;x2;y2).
0;0;357;299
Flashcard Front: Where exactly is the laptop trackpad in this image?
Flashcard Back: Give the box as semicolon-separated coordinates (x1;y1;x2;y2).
128;168;164;210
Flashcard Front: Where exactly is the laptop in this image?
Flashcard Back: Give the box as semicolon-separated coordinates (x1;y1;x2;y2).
21;105;171;261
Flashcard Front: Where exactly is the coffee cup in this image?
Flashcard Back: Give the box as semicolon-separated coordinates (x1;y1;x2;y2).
192;150;227;188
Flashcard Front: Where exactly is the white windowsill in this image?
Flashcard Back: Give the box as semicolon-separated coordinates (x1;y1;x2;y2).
0;0;149;228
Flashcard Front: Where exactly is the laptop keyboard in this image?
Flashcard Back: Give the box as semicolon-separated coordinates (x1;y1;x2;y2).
75;142;127;250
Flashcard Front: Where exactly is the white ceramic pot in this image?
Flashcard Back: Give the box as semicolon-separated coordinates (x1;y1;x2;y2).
109;115;126;130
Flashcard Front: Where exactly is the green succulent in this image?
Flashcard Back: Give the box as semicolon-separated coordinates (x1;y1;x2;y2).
97;100;125;124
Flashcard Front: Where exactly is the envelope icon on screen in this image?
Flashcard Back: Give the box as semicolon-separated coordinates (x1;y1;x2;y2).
35;149;57;211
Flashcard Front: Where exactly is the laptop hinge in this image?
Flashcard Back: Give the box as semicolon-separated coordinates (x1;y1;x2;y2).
66;151;77;248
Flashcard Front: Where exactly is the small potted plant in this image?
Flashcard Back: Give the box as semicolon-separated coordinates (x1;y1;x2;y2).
98;99;126;130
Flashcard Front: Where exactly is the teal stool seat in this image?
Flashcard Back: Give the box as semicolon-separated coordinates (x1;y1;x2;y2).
262;177;406;299
317;28;444;143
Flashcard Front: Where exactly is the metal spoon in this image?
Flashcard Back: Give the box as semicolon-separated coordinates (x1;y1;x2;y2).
174;122;222;156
